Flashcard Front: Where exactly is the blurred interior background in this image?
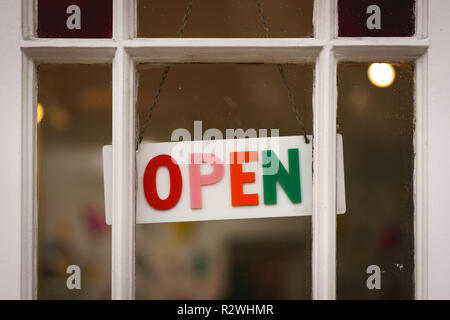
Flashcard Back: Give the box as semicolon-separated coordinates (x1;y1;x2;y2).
137;0;314;38
337;63;414;299
37;64;112;299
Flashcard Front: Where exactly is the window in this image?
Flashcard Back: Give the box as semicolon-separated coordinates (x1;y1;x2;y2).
37;64;112;299
135;62;314;299
337;62;415;299
1;0;441;299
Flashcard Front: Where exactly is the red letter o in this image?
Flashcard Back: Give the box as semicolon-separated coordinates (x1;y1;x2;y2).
143;155;182;210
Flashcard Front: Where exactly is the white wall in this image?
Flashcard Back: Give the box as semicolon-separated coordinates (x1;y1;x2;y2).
428;0;450;300
0;0;23;299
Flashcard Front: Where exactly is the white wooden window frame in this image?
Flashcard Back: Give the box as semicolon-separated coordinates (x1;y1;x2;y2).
2;0;450;300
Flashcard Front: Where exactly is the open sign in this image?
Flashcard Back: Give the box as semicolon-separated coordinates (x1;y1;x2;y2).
103;135;346;224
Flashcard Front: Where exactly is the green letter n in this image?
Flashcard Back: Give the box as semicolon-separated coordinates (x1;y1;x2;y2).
262;149;301;205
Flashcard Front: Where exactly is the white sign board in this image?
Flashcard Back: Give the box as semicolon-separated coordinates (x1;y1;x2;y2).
103;135;346;224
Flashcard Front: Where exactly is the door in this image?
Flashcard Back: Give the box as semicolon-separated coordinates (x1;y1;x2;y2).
0;0;449;300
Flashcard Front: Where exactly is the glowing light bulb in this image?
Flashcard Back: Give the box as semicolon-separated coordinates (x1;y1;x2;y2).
368;63;396;88
37;103;44;124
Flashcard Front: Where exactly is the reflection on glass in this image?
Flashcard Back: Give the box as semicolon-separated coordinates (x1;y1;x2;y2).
136;63;313;299
337;63;414;299
138;0;314;38
38;65;112;299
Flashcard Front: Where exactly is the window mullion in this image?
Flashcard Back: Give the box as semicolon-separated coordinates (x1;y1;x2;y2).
313;0;336;300
111;0;136;300
414;0;429;301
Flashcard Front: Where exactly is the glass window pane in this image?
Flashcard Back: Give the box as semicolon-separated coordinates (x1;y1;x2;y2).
37;64;112;299
136;63;313;299
37;0;113;38
338;0;415;37
137;0;314;38
337;63;414;299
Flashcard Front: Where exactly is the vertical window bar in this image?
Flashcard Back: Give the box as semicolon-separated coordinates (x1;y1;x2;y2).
313;0;337;300
414;0;429;300
21;53;37;300
21;0;38;300
112;0;135;300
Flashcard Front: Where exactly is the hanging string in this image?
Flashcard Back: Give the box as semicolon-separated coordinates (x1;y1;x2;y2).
138;0;195;144
139;0;310;145
255;0;310;144
138;65;170;144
